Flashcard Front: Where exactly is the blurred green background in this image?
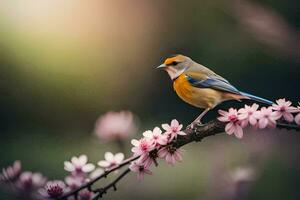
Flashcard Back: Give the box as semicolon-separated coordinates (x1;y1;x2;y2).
0;0;300;199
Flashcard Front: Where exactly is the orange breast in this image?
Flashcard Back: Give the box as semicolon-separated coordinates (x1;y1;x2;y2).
173;74;224;109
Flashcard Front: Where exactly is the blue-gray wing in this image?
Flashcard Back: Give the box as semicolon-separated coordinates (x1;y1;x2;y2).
186;74;241;95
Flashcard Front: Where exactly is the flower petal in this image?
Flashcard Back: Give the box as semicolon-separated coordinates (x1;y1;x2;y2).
104;152;114;162
78;155;88;165
97;161;110;168
114;153;125;163
82;164;95;173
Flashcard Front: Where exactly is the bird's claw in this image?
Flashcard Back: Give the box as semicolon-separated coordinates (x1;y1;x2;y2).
187;122;205;130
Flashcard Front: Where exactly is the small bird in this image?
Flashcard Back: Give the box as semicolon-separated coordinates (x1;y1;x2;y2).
157;54;273;128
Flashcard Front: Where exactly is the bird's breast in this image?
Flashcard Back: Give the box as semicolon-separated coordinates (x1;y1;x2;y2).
173;74;223;109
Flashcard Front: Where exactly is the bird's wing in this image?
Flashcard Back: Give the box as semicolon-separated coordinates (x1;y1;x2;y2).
185;72;241;95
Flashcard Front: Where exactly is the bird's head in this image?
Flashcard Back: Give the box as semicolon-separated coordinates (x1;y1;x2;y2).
157;54;192;80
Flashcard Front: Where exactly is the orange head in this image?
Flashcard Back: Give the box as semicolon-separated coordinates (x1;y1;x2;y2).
157;54;193;80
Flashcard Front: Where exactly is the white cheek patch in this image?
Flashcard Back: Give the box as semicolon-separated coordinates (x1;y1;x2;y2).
165;67;185;80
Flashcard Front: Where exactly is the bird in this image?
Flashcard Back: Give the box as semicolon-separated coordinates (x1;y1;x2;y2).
157;54;273;128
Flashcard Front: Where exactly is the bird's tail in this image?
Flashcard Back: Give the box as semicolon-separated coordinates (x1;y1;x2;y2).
240;92;273;105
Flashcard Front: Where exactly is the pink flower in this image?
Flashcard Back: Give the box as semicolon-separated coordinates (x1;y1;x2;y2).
0;160;21;183
65;175;84;190
218;108;244;139
78;189;93;200
162;119;186;141
295;104;300;125
143;127;168;146
40;180;66;198
137;149;159;168
255;107;278;129
97;152;124;170
131;138;155;156
157;146;183;166
272;98;297;122
238;104;259;127
94;111;137;142
17;171;46;191
64;155;95;176
129;161;152;181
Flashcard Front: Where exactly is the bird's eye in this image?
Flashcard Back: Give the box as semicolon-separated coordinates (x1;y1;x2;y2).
171;61;179;65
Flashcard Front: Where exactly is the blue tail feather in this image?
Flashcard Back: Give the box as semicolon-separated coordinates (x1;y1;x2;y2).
240;92;273;105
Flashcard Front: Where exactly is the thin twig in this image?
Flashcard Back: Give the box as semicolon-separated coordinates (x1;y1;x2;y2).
92;169;131;199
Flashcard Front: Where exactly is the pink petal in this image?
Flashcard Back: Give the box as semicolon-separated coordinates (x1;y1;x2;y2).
240;120;248;128
249;116;257;126
104;152;114;162
234;125;243;139
171;119;179;128
131;139;139;147
153;127;162;135
161;124;170;131
166;154;175;165
225;123;234;135
142;130;153;138
78;155;88;165
259;118;268;129
283;113;294;122
82;164;95;173
177;131;186;136
157;148;168;158
218;110;228;116
295;114;300;125
268;119;277;128
64;161;75;172
177;124;183;130
114;153;124;163
218;116;229;122
97;161;110;168
173;151;182;162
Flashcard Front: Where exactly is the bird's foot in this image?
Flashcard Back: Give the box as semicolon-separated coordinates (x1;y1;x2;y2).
187;121;205;130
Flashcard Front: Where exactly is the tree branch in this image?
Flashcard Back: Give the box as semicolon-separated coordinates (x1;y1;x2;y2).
56;119;298;199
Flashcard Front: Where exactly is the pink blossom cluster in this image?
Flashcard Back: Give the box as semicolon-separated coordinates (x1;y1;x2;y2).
0;161;48;199
218;99;300;139
0;152;126;199
129;119;186;181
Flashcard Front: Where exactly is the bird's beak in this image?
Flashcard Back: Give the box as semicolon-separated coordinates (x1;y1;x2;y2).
156;64;166;69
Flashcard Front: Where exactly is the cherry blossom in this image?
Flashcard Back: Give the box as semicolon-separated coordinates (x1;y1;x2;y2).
238;104;259;127
97;152;124;170
272;99;297;122
65;175;84;190
0;160;21;183
158;146;183;166
143;127;168;146
17;171;46;191
162;119;186;141
129;161;152;181
138;150;159;168
78;189;93;200
40;180;66;198
218;108;243;139
255;107;278;129
94;111;137;142
64;155;95;176
131;138;155;156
